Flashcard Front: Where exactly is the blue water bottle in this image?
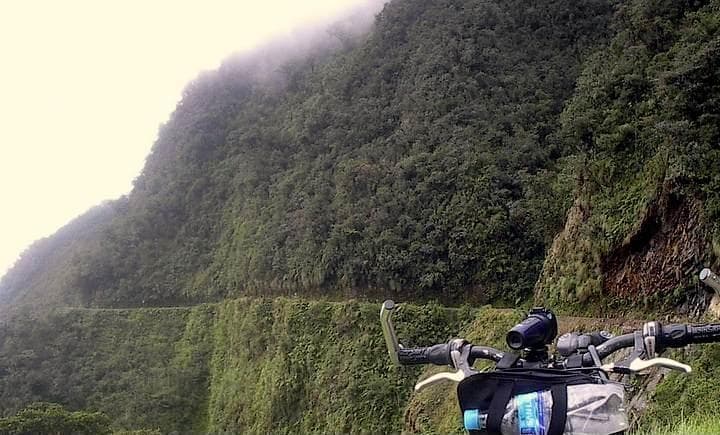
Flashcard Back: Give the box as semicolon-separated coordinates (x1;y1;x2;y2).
463;409;487;431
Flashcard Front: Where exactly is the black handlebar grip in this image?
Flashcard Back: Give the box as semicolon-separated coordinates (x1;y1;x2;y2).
590;334;635;361
658;323;720;349
687;324;720;344
659;324;691;348
397;344;452;365
469;345;505;363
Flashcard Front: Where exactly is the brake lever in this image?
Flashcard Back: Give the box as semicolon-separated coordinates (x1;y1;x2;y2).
629;357;692;373
602;331;645;375
415;340;478;391
602;357;692;374
599;326;693;374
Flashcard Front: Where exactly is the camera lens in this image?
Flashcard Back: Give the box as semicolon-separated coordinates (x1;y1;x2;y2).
505;308;557;351
506;330;525;350
506;316;546;350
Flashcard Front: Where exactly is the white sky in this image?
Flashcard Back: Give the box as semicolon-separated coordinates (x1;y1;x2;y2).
0;0;378;277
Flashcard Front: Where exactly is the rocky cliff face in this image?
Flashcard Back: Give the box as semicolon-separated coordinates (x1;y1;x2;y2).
537;187;711;312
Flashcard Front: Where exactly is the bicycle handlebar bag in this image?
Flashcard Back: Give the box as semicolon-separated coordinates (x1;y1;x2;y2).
457;368;628;435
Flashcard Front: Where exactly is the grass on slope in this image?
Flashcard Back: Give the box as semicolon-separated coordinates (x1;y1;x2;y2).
637;415;720;435
204;298;478;433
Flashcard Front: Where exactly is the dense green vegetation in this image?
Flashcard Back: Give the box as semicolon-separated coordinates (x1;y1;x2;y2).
0;305;210;431
0;0;615;308
0;402;110;435
537;0;720;310
0;299;477;433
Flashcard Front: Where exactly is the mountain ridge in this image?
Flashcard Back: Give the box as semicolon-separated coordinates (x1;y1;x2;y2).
0;0;615;308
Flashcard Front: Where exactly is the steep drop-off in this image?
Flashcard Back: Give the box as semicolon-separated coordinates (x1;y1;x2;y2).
0;299;479;433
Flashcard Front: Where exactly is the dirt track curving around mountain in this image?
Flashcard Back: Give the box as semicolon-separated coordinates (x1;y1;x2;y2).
62;303;651;335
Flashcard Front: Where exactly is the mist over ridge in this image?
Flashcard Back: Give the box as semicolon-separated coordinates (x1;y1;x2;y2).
4;0;719;316
0;0;387;284
1;0;616;308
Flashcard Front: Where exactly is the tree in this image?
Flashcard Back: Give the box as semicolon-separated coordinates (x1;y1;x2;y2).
0;403;111;435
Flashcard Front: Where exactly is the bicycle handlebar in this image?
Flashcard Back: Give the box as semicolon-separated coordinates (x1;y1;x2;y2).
581;322;720;365
381;295;720;372
397;344;506;365
384;270;720;394
398;344;453;365
394;322;720;369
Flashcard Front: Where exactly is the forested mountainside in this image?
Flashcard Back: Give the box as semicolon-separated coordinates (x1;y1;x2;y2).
0;0;615;308
537;0;720;312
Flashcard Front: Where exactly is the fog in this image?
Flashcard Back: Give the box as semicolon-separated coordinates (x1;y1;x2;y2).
0;0;387;278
